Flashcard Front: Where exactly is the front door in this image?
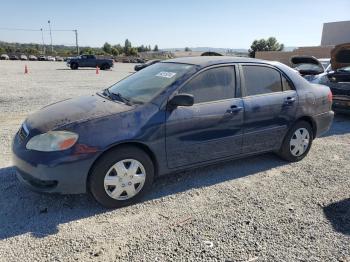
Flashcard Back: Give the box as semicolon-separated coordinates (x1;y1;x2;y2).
165;66;244;169
240;64;298;153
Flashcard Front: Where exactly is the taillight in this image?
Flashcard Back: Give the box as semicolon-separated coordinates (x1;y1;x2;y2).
327;90;333;102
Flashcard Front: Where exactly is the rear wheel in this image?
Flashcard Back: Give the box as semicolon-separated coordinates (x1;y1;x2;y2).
89;146;154;208
278;121;313;162
70;63;78;70
101;63;110;70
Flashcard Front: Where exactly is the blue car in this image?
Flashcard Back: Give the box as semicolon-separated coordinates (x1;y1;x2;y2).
12;57;334;208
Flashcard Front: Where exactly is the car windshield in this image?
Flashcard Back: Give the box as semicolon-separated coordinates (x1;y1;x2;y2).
295;63;323;73
108;62;194;103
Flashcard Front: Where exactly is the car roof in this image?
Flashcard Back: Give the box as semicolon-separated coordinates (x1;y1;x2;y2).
163;56;268;67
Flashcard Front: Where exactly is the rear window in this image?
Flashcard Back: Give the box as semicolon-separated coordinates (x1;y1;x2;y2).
242;66;282;96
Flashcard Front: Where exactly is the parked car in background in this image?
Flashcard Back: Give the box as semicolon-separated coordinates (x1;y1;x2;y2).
66;55;113;70
0;54;9;60
134;59;161;71
318;58;331;70
9;55;19;60
291;43;350;114
38;55;46;61
28;55;38;61
47;56;56;61
20;55;28;61
12;56;334;208
55;56;64;62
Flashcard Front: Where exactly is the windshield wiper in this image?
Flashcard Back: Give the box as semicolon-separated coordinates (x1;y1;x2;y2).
103;89;132;105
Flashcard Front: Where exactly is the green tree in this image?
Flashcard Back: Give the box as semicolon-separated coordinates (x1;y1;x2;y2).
153;45;159;51
248;37;284;58
184;47;191;52
124;39;132;55
111;47;119;56
0;47;5;54
102;42;112;54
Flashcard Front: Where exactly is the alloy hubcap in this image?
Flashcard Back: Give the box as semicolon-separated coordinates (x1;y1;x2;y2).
290;128;310;157
104;159;146;200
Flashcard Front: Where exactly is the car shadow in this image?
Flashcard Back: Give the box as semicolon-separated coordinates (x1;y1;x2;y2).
0;153;286;240
323;198;350;235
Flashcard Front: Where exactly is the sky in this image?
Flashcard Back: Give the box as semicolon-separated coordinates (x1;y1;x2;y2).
0;0;349;49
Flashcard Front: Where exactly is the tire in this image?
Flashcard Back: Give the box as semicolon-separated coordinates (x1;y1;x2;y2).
88;146;154;208
70;63;78;70
278;121;313;162
101;63;110;70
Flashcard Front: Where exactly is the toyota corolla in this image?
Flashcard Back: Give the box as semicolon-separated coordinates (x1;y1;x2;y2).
12;57;334;208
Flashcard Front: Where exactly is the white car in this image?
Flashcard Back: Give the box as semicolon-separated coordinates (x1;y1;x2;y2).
47;56;56;61
0;54;9;60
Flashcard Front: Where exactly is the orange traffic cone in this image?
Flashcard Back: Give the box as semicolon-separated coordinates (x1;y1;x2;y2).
96;66;99;75
24;64;28;74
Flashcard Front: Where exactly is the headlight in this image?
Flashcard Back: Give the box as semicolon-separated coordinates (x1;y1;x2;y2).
26;131;79;152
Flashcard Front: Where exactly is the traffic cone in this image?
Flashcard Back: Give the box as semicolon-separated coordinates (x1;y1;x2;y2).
24;64;28;74
96;66;99;75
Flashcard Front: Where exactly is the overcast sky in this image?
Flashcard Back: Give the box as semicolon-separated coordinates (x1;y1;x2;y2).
0;0;349;49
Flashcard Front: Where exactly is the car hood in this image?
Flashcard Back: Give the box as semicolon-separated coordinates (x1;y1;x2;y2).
26;94;132;132
331;43;350;70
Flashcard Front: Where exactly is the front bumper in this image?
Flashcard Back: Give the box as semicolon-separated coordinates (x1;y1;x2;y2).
12;134;99;194
313;111;334;137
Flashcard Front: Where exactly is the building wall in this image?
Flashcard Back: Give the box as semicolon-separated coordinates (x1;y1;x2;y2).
321;21;350;46
255;46;334;66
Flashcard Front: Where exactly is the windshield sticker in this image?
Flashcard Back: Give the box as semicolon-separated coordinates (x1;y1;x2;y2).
156;71;177;78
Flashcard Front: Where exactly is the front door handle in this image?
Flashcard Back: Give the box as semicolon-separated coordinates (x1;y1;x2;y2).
227;105;243;113
283;97;296;105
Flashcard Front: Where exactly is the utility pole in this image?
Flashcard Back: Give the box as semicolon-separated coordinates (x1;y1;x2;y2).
48;20;53;54
40;28;46;55
74;30;79;55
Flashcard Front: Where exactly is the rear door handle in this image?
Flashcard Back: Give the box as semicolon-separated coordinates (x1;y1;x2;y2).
227;105;243;113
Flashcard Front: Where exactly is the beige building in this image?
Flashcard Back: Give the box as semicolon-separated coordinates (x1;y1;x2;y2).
256;46;334;66
321;20;350;46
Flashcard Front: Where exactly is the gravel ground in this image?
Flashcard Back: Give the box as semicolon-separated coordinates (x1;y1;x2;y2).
0;61;349;262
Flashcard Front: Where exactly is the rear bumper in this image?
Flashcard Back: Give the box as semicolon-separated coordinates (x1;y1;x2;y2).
313;111;334;137
333;96;350;114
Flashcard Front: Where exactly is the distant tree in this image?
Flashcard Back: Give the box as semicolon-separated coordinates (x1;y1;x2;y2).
0;47;6;54
184;47;191;52
248;37;284;58
148;45;151;51
80;47;95;55
124;39;132;55
111;47;119;56
129;47;138;56
153;45;159;51
102;42;112;54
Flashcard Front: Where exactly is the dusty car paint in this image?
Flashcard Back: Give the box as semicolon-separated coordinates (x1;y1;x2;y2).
12;57;334;194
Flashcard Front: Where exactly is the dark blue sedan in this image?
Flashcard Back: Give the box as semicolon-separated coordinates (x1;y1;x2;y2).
12;57;334;208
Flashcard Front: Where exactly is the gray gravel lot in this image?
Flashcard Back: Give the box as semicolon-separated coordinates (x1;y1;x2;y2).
0;61;349;262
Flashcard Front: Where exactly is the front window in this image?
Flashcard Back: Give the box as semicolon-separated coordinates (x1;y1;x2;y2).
180;66;236;103
108;63;194;103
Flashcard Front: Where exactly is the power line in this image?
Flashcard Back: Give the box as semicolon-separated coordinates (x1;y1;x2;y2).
0;27;75;32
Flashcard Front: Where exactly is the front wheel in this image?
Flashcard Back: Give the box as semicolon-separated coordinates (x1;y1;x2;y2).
89;146;154;208
278;121;313;162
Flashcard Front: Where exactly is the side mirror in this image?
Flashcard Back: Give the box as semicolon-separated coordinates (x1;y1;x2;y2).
169;93;194;108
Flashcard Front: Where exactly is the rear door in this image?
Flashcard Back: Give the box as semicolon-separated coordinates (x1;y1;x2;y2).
240;64;298;153
165;65;244;168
